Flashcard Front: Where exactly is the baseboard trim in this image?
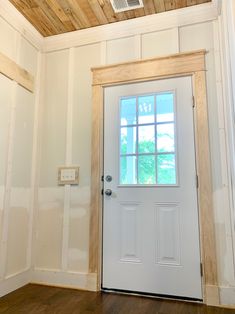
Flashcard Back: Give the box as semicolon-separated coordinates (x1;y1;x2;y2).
219;286;235;306
31;269;97;292
205;285;220;306
0;269;31;297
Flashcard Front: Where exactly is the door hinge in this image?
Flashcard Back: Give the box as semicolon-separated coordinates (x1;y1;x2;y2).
101;189;104;195
196;174;199;189
101;175;104;182
200;262;203;277
192;96;195;108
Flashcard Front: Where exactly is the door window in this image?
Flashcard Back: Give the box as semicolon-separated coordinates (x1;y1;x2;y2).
119;92;177;185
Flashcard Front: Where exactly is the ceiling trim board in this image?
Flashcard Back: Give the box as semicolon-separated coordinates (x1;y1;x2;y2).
43;1;218;52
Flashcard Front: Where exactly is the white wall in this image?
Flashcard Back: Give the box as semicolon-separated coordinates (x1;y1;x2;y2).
34;10;235;305
1;0;235;306
0;13;41;295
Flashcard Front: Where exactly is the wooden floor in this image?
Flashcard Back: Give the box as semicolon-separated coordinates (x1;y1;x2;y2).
0;284;234;314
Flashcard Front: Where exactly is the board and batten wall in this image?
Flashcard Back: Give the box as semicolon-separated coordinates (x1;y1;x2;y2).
33;17;235;303
0;12;41;295
0;0;235;305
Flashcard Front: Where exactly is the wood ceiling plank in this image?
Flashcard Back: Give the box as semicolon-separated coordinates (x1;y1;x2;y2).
153;0;166;12
9;0;37;10
34;0;71;33
66;0;91;28
22;7;53;36
45;0;75;31
88;0;109;25
143;0;156;14
164;0;176;10
125;10;136;19
32;7;59;35
175;0;187;8
114;11;127;22
186;0;197;6
98;0;117;23
197;0;210;3
134;7;146;18
56;0;82;30
78;0;100;26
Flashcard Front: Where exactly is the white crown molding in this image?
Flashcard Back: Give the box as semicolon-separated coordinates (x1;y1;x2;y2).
43;1;219;52
0;0;43;51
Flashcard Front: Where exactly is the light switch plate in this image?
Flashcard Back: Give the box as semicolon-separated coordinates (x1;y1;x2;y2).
58;166;79;185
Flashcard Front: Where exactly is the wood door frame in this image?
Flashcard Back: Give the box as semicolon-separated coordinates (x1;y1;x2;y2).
89;50;219;305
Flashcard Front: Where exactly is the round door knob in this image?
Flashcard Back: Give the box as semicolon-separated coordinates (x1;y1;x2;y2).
105;189;112;196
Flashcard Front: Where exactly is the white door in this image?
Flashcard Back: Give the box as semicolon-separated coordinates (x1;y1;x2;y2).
102;76;202;300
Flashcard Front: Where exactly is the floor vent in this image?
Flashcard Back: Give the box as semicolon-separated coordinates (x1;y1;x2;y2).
110;0;144;13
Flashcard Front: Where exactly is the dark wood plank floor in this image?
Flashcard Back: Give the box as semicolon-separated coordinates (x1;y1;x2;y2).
0;284;234;314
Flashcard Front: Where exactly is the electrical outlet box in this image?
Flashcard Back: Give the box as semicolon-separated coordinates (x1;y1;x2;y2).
58;166;79;185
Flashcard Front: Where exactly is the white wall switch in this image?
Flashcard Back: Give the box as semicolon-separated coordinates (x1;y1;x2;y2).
58;166;79;185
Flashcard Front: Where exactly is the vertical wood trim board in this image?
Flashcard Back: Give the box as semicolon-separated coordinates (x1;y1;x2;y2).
193;70;219;302
0;52;34;93
90;50;219;305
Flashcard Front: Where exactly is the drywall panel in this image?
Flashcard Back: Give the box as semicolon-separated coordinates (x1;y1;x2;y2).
72;43;101;187
142;29;179;58
36;188;64;270
68;186;90;272
69;43;101;272
11;86;34;188
0;74;12;186
37;50;68;270
106;36;136;64
40;50;68;187
6;188;30;276
0;17;16;61
19;36;38;76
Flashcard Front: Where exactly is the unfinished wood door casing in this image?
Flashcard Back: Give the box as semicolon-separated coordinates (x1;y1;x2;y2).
89;50;219;305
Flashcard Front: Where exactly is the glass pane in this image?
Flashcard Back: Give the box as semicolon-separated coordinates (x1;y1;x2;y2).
138;125;155;153
120;127;136;154
157;123;175;153
138;95;155;124
120;156;137;184
157;93;174;122
138;155;156;184
120;97;136;126
157;154;176;184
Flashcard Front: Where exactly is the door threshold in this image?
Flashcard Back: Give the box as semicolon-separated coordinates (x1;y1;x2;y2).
101;288;203;304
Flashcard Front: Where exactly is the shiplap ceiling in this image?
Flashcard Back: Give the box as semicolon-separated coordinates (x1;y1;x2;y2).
9;0;212;37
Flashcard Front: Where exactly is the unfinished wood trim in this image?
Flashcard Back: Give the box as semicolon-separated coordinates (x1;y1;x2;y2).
0;52;34;92
194;71;219;303
89;85;104;278
90;50;218;303
92;50;206;86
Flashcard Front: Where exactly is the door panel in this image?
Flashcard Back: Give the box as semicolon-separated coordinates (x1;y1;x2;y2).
102;77;202;299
